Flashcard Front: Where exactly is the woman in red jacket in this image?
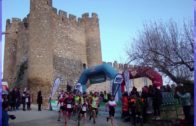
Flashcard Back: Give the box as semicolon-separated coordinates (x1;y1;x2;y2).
121;92;129;121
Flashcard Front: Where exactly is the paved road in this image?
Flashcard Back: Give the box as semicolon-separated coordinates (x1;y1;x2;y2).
8;104;170;126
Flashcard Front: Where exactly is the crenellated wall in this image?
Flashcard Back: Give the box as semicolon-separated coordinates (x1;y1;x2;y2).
4;0;102;104
103;61;136;72
4;18;29;87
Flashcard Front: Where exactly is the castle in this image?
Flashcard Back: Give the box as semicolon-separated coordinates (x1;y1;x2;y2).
3;0;102;103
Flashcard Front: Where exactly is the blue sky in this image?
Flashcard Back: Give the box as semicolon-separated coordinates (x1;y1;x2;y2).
1;0;193;71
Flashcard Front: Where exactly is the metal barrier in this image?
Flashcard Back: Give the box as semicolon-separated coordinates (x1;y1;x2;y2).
161;92;182;119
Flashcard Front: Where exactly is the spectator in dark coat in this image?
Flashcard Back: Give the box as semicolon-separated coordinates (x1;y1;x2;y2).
10;88;17;111
15;88;21;110
166;84;171;92
152;86;162;120
22;91;26;111
141;86;149;123
130;87;139;97
37;91;43;111
26;91;31;110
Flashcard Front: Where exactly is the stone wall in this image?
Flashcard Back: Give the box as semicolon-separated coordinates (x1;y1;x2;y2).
53;55;83;87
4;0;103;104
3;18;29;88
81;13;102;67
51;10;87;64
27;1;54;104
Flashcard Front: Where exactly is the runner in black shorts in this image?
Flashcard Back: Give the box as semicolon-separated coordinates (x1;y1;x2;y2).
79;98;88;124
57;93;66;121
106;95;117;126
90;92;99;124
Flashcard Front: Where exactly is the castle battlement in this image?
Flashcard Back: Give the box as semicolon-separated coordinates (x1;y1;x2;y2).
52;7;58;14
81;12;98;19
51;8;99;27
6;18;22;25
58;10;67;18
104;61;135;72
69;14;77;23
6;16;29;30
52;8;78;26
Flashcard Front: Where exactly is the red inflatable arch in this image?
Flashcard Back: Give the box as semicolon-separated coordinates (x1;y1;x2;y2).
121;66;163;92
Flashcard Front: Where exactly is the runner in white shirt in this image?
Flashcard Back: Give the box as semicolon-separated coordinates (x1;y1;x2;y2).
79;98;88;124
106;95;117;126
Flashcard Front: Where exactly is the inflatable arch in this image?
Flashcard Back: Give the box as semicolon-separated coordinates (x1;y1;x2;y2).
76;64;163;94
121;66;163;92
76;63;118;92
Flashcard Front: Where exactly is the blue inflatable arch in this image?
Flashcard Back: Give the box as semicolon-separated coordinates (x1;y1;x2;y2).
77;63;118;87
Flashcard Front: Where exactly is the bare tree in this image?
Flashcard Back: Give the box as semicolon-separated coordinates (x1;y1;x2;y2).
126;20;194;85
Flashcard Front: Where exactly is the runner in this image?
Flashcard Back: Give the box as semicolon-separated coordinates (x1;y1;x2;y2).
106;95;117;126
73;93;80;116
78;98;88;125
62;92;68;126
57;92;66;121
90;92;100;124
87;93;93;120
64;92;74;122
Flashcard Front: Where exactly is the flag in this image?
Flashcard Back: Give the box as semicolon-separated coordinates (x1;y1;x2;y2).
124;70;130;93
51;78;61;98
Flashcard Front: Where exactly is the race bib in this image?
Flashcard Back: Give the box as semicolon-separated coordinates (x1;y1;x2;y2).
82;106;87;111
67;104;72;108
25;98;29;103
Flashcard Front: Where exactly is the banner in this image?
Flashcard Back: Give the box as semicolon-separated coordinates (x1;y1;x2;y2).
113;74;123;96
51;100;59;111
75;83;83;93
2;82;9;95
124;70;130;93
51;78;61;98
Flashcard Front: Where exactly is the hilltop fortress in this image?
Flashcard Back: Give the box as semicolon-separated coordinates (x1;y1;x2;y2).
4;0;153;103
4;0;102;102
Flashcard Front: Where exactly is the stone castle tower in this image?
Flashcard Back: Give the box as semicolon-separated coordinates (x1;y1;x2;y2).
4;0;102;103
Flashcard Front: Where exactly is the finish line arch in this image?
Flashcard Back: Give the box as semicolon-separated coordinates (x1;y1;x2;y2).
121;66;163;92
76;63;118;92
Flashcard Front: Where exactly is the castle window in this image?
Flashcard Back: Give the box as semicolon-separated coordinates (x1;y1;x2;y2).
83;63;86;69
24;22;28;29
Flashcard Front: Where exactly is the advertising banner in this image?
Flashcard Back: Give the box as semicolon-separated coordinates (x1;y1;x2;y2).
75;83;83;93
124;70;130;93
51;78;61;98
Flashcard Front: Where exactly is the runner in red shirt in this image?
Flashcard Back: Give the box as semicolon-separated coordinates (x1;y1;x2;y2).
63;92;74;125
